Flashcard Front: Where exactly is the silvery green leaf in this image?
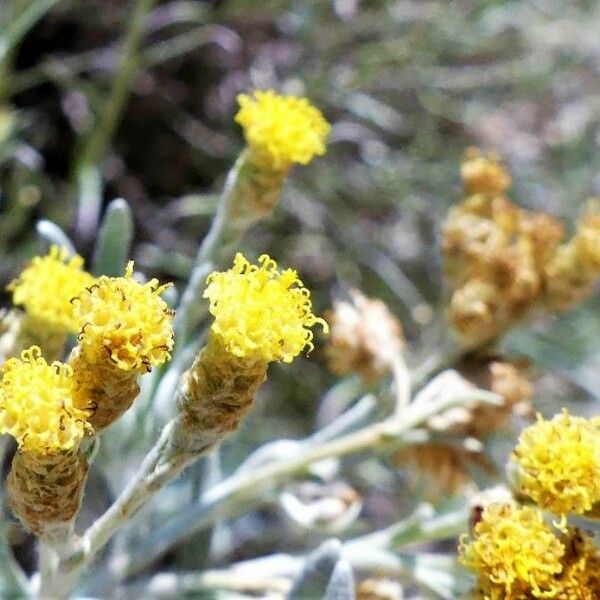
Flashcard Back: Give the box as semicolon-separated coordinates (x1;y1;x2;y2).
287;539;341;599
36;220;76;255
92;198;134;276
324;559;355;600
75;162;102;245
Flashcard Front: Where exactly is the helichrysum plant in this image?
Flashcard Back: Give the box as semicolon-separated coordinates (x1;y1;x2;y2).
2;82;600;600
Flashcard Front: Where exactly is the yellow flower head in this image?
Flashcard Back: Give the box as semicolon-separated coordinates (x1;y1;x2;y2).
0;346;90;454
512;410;600;516
461;148;512;197
459;503;564;599
235;90;331;171
204;253;328;363
72;262;174;372
9;245;95;333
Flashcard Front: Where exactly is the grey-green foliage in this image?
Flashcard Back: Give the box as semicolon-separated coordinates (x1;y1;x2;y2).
92;198;134;277
287;539;342;599
324;559;355;600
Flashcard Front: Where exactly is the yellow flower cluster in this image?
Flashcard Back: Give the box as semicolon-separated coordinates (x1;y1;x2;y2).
443;148;600;346
461;503;600;599
9;245;95;333
72;262;174;372
204;253;328;363
235;90;331;171
0;346;89;454
461;149;511;197
460;503;564;599
511;410;600;516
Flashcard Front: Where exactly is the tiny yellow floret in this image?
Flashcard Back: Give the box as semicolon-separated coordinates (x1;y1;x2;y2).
235;90;331;171
459;503;564;599
72;262;174;372
0;346;89;454
461;147;512;197
204;253;328;363
512;409;600;516
9;245;95;333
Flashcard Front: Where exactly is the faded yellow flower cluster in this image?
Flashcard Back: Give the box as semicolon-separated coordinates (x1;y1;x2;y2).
236;90;331;172
460;503;600;599
9;245;95;333
72;262;174;373
0;346;89;454
204;253;327;364
511;410;600;516
443;148;600;345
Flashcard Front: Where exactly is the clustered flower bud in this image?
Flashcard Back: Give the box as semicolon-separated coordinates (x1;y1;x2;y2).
460;406;600;597
9;245;95;335
443;148;600;346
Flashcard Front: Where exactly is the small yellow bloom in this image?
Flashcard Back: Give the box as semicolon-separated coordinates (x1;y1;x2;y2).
72;262;174;372
235;90;331;171
9;245;95;333
0;346;89;454
204;253;328;363
512;410;600;516
461;147;512;197
459;503;564;599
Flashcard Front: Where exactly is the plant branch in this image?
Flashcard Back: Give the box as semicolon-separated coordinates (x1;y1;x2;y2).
110;386;499;581
116;505;468;599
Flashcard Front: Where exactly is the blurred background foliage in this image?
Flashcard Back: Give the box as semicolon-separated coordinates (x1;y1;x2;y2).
2;0;600;593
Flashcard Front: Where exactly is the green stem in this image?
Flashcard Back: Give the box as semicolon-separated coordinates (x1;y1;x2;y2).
116;507;467;599
0;519;29;597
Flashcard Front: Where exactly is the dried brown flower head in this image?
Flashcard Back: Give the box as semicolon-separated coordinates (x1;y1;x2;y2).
325;290;404;380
